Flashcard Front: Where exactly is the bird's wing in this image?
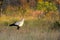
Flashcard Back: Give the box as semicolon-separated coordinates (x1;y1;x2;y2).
15;21;20;25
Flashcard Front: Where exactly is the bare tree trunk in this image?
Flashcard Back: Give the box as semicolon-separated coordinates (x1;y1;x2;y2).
0;0;3;17
29;0;37;9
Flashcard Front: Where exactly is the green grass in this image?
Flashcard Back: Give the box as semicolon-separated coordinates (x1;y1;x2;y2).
0;18;60;40
0;1;60;40
0;8;60;40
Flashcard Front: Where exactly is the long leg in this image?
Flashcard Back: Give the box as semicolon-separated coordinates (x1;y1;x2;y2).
17;26;20;30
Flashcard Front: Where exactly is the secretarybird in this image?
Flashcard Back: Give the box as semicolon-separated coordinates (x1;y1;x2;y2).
9;18;24;30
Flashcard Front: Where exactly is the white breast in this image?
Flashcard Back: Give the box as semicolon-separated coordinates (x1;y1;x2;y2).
19;21;24;26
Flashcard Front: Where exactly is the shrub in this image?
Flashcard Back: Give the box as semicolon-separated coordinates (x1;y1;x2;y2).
36;1;57;12
51;21;60;31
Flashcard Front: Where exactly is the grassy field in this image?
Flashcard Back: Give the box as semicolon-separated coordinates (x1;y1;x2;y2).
0;8;60;40
0;14;60;40
0;26;60;40
0;0;60;40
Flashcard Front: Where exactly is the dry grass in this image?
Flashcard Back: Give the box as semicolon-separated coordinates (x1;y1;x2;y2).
0;25;60;40
0;18;60;40
0;9;60;40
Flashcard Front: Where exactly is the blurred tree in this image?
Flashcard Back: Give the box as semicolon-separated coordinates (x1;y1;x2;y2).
0;0;3;16
54;0;60;12
28;0;37;9
10;0;20;7
0;0;38;11
43;0;60;12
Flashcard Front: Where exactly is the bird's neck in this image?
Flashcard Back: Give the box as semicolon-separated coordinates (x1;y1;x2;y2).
22;19;24;22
